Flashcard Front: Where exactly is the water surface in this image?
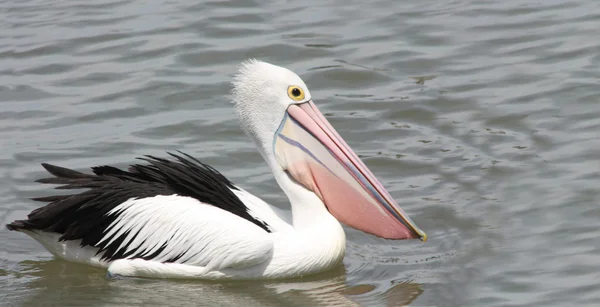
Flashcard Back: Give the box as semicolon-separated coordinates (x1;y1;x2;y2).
1;0;599;306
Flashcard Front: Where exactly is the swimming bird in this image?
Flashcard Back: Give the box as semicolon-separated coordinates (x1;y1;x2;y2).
6;60;426;280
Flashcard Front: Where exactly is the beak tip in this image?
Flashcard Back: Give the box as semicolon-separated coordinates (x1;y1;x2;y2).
419;232;427;242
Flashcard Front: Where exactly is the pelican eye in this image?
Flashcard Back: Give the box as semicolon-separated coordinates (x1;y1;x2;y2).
287;86;305;101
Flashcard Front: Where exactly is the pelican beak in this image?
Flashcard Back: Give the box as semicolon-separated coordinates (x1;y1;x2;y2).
273;100;426;241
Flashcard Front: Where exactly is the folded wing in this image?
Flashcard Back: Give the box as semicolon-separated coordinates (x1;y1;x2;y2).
6;153;273;271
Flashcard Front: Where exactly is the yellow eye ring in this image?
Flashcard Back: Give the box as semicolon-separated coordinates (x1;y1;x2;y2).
287;86;305;101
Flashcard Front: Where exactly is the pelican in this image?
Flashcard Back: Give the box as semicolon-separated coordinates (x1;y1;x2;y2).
6;60;426;280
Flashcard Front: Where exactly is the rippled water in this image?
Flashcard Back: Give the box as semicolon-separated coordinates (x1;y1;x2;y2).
1;0;599;306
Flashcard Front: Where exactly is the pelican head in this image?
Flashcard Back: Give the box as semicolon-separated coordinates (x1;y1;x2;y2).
232;60;426;241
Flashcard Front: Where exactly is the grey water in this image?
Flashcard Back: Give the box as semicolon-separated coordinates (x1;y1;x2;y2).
1;0;599;306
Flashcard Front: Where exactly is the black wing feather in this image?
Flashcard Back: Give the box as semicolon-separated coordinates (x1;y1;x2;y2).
6;152;270;262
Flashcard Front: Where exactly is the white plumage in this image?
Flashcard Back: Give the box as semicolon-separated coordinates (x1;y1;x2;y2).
23;191;346;280
101;195;273;270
